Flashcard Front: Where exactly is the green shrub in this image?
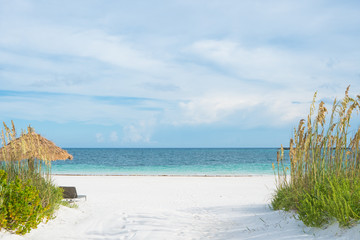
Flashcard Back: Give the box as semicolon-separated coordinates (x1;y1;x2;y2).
0;170;64;235
35;176;63;221
296;183;331;227
0;170;7;227
0;123;65;234
0;170;46;235
61;200;78;209
296;176;360;227
271;184;298;212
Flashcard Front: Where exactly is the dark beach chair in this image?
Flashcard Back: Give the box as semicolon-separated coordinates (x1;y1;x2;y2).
59;186;87;202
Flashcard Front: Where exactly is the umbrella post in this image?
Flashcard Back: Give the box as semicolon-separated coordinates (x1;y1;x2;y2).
28;157;35;173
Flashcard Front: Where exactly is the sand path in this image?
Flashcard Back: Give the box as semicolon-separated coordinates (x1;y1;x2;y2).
1;176;358;239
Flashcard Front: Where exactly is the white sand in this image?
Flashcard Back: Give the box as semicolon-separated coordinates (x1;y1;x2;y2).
1;175;359;239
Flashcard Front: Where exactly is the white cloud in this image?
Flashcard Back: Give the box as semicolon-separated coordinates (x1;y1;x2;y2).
0;0;359;147
0;94;159;125
189;39;326;86
96;133;104;143
175;95;259;125
0;26;164;73
122;121;154;143
109;131;118;142
162;90;313;127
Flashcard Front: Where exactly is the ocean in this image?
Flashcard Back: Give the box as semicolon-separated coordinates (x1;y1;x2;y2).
52;148;287;176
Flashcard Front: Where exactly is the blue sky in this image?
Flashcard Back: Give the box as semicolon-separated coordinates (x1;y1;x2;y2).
0;0;360;147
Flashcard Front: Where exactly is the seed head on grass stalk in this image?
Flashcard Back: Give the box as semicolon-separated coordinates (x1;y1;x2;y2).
272;86;360;228
0;122;73;234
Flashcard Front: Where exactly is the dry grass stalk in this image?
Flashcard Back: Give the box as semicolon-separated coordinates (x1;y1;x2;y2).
276;85;360;194
0;121;72;180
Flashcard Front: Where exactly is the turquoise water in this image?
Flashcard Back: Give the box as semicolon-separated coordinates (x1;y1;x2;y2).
52;148;286;175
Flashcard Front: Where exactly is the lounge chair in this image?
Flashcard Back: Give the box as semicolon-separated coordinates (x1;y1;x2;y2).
59;186;87;202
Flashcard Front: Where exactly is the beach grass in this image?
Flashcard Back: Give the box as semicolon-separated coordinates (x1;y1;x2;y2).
272;86;360;227
0;122;63;234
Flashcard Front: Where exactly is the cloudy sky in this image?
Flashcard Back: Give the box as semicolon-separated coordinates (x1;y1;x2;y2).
1;0;359;147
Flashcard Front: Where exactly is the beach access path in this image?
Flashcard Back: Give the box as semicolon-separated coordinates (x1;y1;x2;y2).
1;175;359;239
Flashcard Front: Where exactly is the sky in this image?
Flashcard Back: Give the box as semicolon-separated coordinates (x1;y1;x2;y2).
0;0;360;148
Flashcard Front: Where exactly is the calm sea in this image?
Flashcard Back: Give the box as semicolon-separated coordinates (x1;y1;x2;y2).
52;148;287;176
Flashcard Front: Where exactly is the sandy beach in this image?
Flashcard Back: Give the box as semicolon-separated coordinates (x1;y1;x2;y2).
0;175;359;240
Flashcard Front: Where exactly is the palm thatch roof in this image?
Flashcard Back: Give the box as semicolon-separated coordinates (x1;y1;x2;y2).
0;132;73;161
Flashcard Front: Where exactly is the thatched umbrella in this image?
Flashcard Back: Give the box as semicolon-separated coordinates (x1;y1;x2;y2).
0;132;72;171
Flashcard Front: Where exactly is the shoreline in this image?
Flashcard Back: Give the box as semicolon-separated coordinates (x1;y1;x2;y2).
51;173;273;177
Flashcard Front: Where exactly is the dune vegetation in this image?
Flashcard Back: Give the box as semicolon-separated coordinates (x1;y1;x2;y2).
0;122;63;235
272;86;360;228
